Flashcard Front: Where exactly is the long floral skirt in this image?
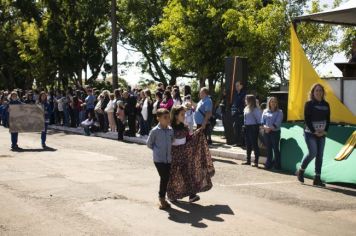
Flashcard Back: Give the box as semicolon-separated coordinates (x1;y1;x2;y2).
167;129;215;200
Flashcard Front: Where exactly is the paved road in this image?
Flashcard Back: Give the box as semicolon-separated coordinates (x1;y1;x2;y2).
0;127;356;236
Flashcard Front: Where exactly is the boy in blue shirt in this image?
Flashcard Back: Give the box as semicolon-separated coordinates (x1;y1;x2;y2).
147;108;174;210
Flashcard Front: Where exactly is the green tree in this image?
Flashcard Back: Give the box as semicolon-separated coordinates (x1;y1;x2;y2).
222;0;287;94
153;0;341;96
117;0;190;86
153;0;286;95
339;27;356;58
153;0;235;92
0;0;112;89
0;0;42;89
273;0;340;84
39;0;111;87
15;20;57;88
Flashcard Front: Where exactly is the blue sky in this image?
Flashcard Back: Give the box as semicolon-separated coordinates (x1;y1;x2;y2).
98;0;349;86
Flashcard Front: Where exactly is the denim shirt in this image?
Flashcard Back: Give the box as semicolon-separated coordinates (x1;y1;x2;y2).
146;124;174;163
85;95;96;110
39;102;52;124
8;100;22;105
194;96;213;125
261;109;283;131
244;107;262;125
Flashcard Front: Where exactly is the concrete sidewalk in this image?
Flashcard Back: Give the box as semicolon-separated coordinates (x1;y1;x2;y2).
48;125;267;164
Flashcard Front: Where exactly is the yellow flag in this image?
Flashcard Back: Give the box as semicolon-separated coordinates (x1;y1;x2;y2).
288;25;356;124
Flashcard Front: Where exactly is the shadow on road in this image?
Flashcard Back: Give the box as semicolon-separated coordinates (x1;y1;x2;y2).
212;158;238;165
325;186;356;197
12;147;57;152
209;143;233;150
167;201;234;228
301;183;356;197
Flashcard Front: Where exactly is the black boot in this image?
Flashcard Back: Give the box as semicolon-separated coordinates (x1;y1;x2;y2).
189;194;200;203
313;175;325;187
274;163;282;170
242;158;251;165
297;169;305;183
274;158;282;170
253;158;259;168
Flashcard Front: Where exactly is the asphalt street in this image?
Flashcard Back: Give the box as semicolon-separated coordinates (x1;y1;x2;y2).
0;127;356;236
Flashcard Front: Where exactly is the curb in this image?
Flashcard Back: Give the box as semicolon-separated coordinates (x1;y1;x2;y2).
48;125;266;163
48;125;147;145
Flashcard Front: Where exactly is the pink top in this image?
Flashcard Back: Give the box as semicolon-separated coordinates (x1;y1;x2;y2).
160;98;174;110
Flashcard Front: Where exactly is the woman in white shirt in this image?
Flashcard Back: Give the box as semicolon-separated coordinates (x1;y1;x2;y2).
140;89;153;137
105;93;117;132
172;88;182;106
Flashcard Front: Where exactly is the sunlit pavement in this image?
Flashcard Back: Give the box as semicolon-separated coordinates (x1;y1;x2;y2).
0;126;356;236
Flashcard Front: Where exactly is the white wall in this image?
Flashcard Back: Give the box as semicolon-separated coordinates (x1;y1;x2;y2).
344;80;356;116
327;80;341;99
326;79;356;116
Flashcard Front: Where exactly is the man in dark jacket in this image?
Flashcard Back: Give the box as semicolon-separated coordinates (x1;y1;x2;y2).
123;91;137;137
100;92;110;132
232;81;246;146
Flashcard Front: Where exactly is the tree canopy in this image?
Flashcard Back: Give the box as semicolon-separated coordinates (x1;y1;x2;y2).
0;0;111;89
0;0;353;96
117;0;192;86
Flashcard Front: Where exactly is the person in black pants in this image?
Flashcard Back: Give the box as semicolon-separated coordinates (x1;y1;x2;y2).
261;97;283;170
122;91;137;137
116;100;126;141
297;83;330;187
48;90;56;125
243;95;262;167
232;81;246;147
101;91;110;132
7;91;23;151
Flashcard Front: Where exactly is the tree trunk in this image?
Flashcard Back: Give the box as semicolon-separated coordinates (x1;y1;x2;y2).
78;69;82;86
111;0;118;89
208;77;214;95
84;63;88;85
169;76;177;86
199;77;206;89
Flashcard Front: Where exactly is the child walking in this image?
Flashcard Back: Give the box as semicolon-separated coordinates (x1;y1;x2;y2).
168;105;214;202
146;108;174;210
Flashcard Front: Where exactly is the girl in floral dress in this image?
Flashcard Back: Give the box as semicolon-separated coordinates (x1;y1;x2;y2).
167;105;215;202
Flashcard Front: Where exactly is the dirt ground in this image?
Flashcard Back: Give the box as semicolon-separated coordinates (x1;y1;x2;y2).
0;127;356;236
